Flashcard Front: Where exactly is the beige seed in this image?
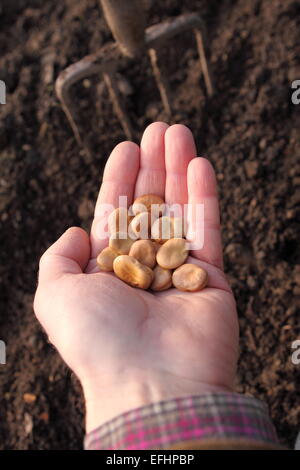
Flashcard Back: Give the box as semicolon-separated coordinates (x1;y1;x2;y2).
97;247;119;272
156;238;188;269
151;266;172;291
108;207;132;235
172;264;208;292
129;240;156;268
132;194;165;217
128;212;151;240
113;255;154;289
151;216;185;244
109;232;136;255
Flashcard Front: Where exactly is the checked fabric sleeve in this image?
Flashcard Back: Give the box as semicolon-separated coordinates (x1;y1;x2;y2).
84;392;281;450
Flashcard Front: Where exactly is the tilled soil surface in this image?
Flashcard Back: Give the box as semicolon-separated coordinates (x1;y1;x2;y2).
0;0;300;450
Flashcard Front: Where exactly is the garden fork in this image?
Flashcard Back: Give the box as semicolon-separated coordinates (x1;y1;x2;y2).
55;0;214;152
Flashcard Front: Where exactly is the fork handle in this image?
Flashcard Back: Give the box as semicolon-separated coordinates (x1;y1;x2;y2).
99;0;146;57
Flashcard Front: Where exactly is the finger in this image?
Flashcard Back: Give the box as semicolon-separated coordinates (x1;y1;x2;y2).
164;124;197;211
90;141;140;258
134;121;169;199
38;227;90;283
187;157;224;270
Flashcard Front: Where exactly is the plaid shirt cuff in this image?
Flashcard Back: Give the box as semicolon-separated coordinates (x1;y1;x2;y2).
84;392;279;450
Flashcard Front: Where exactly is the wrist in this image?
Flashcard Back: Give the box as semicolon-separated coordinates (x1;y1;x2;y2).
82;372;231;433
83;380;155;433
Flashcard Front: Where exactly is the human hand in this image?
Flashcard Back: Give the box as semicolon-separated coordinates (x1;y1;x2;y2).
34;123;239;432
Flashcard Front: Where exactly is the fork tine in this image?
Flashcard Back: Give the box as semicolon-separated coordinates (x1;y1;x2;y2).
56;76;85;148
148;48;172;116
55;58;102;149
194;29;214;97
103;71;133;140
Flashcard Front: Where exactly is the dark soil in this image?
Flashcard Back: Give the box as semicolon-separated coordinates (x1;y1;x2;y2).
0;0;300;450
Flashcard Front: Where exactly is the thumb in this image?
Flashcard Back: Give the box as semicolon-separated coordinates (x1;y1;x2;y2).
38;227;90;284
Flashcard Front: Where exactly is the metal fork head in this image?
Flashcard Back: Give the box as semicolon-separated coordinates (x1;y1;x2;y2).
55;12;214;153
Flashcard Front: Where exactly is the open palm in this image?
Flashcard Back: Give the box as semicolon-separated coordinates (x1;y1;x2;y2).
34;123;239;432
